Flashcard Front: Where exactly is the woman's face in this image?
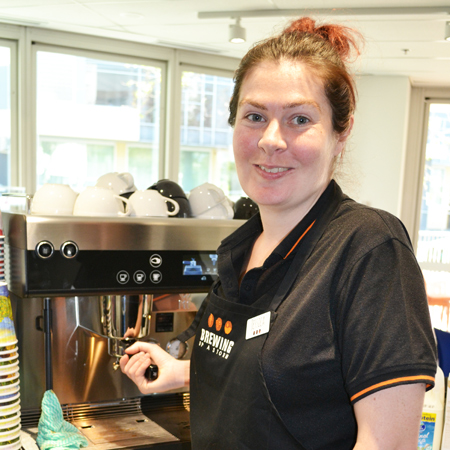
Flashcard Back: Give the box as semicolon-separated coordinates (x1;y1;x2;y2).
233;59;351;216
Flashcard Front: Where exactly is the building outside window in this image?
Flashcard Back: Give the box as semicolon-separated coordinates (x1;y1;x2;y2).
416;103;450;271
415;102;450;331
0;45;11;190
36;51;162;192
179;70;243;200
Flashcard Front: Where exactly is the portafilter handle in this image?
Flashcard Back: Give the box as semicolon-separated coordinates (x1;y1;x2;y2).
112;338;159;381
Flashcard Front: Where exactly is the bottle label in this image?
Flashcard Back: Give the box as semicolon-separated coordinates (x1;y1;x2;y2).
418;412;436;449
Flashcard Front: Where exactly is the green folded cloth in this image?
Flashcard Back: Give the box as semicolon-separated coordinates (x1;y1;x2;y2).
37;390;89;450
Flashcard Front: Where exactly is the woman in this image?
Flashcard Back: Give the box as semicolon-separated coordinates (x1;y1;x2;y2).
120;17;437;449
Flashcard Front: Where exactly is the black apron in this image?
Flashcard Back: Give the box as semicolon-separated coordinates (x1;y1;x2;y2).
180;193;341;450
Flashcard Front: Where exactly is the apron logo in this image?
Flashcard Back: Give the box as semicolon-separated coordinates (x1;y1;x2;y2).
224;321;232;334
198;315;235;359
207;314;232;334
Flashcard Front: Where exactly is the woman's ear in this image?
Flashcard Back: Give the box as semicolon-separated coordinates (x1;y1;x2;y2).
334;115;354;156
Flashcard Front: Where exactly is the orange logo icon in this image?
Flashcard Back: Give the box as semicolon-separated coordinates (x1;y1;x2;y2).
216;317;222;332
224;321;232;335
208;314;214;328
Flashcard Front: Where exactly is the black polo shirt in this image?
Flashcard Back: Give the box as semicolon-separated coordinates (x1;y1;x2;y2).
215;180;437;449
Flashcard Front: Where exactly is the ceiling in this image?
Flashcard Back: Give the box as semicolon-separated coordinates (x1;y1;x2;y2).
1;0;450;85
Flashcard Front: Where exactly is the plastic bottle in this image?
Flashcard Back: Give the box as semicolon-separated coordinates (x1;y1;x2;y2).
419;366;445;449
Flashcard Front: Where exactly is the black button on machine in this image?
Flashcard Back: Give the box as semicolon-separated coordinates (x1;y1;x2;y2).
36;241;54;259
61;241;78;259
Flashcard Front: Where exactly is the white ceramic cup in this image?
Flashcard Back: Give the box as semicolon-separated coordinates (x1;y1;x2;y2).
73;186;130;217
96;172;137;196
189;183;231;217
31;184;78;216
196;201;234;219
128;190;180;217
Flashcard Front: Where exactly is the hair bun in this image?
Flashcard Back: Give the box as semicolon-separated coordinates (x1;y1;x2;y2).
283;17;361;62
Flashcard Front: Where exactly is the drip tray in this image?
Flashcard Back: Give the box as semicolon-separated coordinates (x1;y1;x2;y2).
72;413;179;450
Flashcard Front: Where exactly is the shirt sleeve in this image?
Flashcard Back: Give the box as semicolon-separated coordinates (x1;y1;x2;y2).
337;237;437;404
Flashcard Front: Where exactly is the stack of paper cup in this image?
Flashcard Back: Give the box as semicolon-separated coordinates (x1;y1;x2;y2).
0;235;4;282
0;283;20;450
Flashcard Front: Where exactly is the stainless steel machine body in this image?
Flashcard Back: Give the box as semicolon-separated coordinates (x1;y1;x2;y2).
3;212;242;448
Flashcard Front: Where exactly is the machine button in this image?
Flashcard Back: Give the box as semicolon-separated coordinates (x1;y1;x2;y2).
117;271;130;284
61;241;78;259
36;241;54;259
149;254;162;268
150;270;162;284
134;271;146;284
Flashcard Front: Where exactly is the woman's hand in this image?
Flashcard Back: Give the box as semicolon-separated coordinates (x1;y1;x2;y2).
119;341;190;394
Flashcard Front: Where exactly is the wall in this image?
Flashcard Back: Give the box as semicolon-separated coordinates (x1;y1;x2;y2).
340;75;411;217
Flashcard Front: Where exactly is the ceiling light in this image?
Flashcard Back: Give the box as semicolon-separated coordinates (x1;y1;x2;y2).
199;6;450;20
229;17;246;44
446;22;450;41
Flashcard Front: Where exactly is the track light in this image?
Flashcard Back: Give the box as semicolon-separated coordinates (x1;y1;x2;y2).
229;17;246;44
446;22;450;41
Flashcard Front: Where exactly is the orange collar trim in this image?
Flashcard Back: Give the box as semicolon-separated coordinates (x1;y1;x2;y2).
283;220;316;260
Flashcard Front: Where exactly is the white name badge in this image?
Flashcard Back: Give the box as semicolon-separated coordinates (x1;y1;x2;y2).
246;311;271;340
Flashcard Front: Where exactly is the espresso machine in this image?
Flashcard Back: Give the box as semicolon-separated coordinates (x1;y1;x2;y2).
2;211;242;449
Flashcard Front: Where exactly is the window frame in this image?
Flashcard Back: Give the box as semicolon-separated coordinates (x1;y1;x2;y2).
402;86;450;268
0;37;18;189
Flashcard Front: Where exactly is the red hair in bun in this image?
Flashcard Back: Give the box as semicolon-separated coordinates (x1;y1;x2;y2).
228;17;362;138
283;17;361;63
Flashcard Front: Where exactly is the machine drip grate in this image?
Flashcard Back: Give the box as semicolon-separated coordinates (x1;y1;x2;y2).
21;397;142;428
20;394;190;428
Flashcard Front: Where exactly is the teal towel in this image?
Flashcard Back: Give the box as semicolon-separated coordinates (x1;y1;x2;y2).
37;390;89;450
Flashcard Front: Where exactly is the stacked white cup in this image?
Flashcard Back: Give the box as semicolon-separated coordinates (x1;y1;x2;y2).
30;184;78;216
189;183;233;219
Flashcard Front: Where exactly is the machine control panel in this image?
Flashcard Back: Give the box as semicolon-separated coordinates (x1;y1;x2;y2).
27;241;219;295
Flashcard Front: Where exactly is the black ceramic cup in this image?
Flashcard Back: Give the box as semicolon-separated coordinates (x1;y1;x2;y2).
148;179;192;218
233;197;259;220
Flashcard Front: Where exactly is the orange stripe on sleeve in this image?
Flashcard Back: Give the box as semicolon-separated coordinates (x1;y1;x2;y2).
350;375;435;403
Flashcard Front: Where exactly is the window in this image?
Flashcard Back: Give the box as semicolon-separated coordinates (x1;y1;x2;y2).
36;50;163;192
0;44;11;190
416;103;450;273
179;70;243;200
0;27;240;198
406;91;450;331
